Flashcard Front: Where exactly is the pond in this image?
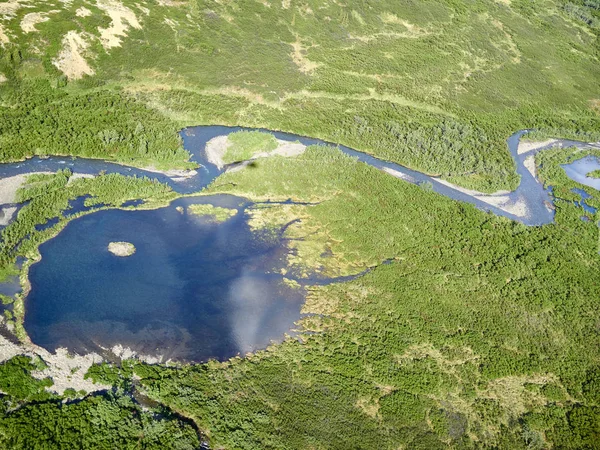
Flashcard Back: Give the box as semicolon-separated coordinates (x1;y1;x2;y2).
24;195;306;362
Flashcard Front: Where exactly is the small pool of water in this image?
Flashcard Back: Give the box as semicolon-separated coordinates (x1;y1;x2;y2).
24;195;305;362
571;188;597;214
561;156;600;191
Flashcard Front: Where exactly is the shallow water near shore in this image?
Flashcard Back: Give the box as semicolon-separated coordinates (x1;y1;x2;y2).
24;195;305;362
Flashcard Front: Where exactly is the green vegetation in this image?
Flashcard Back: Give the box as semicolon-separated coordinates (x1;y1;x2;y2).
1;169;175;269
0;263;19;283
0;0;598;191
1;0;600;447
587;169;600;178
0;356;53;404
123;145;600;448
0;391;200;449
222;131;279;164
0;84;195;169
536;145;600;217
0;357;200;449
188;203;237;222
85;361;136;388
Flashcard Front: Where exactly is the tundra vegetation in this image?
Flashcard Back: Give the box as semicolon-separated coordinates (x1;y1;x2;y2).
187;203;237;222
0;0;599;448
586;168;600;178
221;131;279;164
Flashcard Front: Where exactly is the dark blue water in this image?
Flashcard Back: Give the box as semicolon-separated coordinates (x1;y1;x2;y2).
24;195;305;362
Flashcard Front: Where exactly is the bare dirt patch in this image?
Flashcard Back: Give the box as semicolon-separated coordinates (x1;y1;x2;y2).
434;177;527;218
0;24;10;44
97;0;142;49
206;135;306;170
382;167;417;183
517;139;559;155
0;172;53;204
523;155;536;178
157;0;188;5
66;173;95;186
21;12;50;33
0;207;17;226
0;331;110;395
0;0;30;18
141;165;198;179
290;38;320;74
473;193;528;217
75;6;92;17
205;135;230;169
108;241;136;257
53;31;95;79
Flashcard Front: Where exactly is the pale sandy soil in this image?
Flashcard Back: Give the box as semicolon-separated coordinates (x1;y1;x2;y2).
157;0;188;6
523;155;537;178
0;330;109;395
0;172;53;204
426;178;527;217
110;344;164;364
21;12;50;33
96;0;141;49
53;31;95;79
206;135;306;170
137;4;150;15
473;194;528;217
0;207;17;226
383;167;528;218
30;348;109;395
381;167;416;183
290;39;320;74
0;73;6;83
258;140;306;158
0;24;9;44
205;135;230;169
517;139;559;155
435;178;511;197
66;173;95;186
0;0;30;18
75;6;92;17
108;241;136;256
141;165;198;179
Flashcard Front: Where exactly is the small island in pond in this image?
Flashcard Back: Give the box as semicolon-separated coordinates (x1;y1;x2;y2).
108;241;136;257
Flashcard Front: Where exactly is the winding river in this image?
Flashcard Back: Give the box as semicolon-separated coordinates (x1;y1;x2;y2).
1;126;598;362
1;126;597;227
